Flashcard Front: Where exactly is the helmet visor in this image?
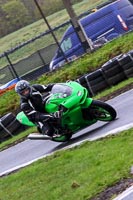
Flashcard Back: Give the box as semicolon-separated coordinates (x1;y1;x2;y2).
20;88;30;97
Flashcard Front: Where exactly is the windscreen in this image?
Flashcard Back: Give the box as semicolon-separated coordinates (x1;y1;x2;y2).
51;84;72;98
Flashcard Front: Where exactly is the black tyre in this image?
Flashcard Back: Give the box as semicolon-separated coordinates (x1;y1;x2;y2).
77;76;93;97
117;52;133;78
89;100;117;121
102;56;119;67
128;50;133;59
76;75;88;89
121;61;133;70
0;119;22;139
101;60;126;86
0;113;16;139
103;65;123;76
0;130;9;139
106;73;126;85
6;119;22;134
37;124;72;143
85;69;103;82
52;133;72;142
0;113;15;127
86;70;108;85
118;54;132;66
124;67;133;78
90;81;109;94
85;69;109;95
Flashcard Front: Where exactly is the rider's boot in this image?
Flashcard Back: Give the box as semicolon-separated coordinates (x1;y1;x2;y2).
41;123;54;136
37;120;60;137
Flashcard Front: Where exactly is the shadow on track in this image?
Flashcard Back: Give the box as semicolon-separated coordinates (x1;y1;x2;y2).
51;120;116;152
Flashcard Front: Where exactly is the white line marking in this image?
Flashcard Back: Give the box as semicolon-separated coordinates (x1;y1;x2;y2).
113;185;133;200
1;123;133;177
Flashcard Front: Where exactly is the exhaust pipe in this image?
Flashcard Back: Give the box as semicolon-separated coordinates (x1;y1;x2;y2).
28;133;52;140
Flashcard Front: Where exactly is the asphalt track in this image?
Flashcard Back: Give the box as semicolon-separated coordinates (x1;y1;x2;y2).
0;89;133;199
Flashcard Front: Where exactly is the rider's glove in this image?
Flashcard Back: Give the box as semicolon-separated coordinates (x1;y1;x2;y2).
36;113;54;122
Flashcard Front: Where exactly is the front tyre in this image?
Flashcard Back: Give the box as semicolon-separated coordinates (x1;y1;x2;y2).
52;133;72;142
90;100;117;121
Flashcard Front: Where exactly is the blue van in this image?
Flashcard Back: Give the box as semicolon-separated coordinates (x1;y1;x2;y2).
49;0;133;71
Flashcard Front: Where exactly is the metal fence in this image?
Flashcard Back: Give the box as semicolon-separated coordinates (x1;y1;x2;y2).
0;19;72;85
0;44;57;84
0;0;122;86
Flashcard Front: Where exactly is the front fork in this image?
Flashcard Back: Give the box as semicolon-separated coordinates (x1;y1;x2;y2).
82;97;93;108
81;98;97;122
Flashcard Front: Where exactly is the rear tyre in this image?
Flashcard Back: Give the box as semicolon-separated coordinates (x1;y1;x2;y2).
89;100;117;121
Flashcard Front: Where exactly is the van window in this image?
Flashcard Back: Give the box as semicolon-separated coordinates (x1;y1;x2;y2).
117;0;131;8
61;37;72;53
117;0;133;18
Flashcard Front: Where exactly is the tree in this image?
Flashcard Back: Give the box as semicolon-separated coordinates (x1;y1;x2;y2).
2;0;31;32
0;0;84;37
21;0;37;21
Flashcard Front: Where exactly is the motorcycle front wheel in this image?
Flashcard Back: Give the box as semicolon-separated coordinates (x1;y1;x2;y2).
89;100;117;121
52;133;72;142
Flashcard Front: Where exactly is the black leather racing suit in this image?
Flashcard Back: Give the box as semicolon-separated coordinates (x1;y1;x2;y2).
20;83;55;135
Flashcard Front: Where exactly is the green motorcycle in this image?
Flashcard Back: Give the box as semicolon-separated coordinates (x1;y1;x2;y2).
16;81;117;142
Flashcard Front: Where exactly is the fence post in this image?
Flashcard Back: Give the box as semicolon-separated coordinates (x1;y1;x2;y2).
4;52;20;80
0;119;14;137
37;50;46;66
33;0;68;64
62;0;94;53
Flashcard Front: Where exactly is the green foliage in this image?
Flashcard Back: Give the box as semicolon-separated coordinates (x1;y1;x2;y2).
2;0;31;34
36;31;133;83
1;31;133;116
0;90;19;115
0;0;108;68
0;0;103;37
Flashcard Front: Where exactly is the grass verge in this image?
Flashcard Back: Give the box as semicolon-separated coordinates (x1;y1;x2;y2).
0;128;133;200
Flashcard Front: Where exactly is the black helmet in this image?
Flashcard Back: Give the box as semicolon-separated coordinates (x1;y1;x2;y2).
15;80;31;97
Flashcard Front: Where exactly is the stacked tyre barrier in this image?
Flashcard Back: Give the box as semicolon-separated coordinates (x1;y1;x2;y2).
1;50;133;141
0;113;25;142
118;50;133;78
77;50;133;96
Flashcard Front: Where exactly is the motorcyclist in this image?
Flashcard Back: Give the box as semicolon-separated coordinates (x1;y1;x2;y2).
15;80;60;136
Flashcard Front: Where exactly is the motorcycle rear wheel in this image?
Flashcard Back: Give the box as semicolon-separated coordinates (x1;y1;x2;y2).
90;100;117;121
